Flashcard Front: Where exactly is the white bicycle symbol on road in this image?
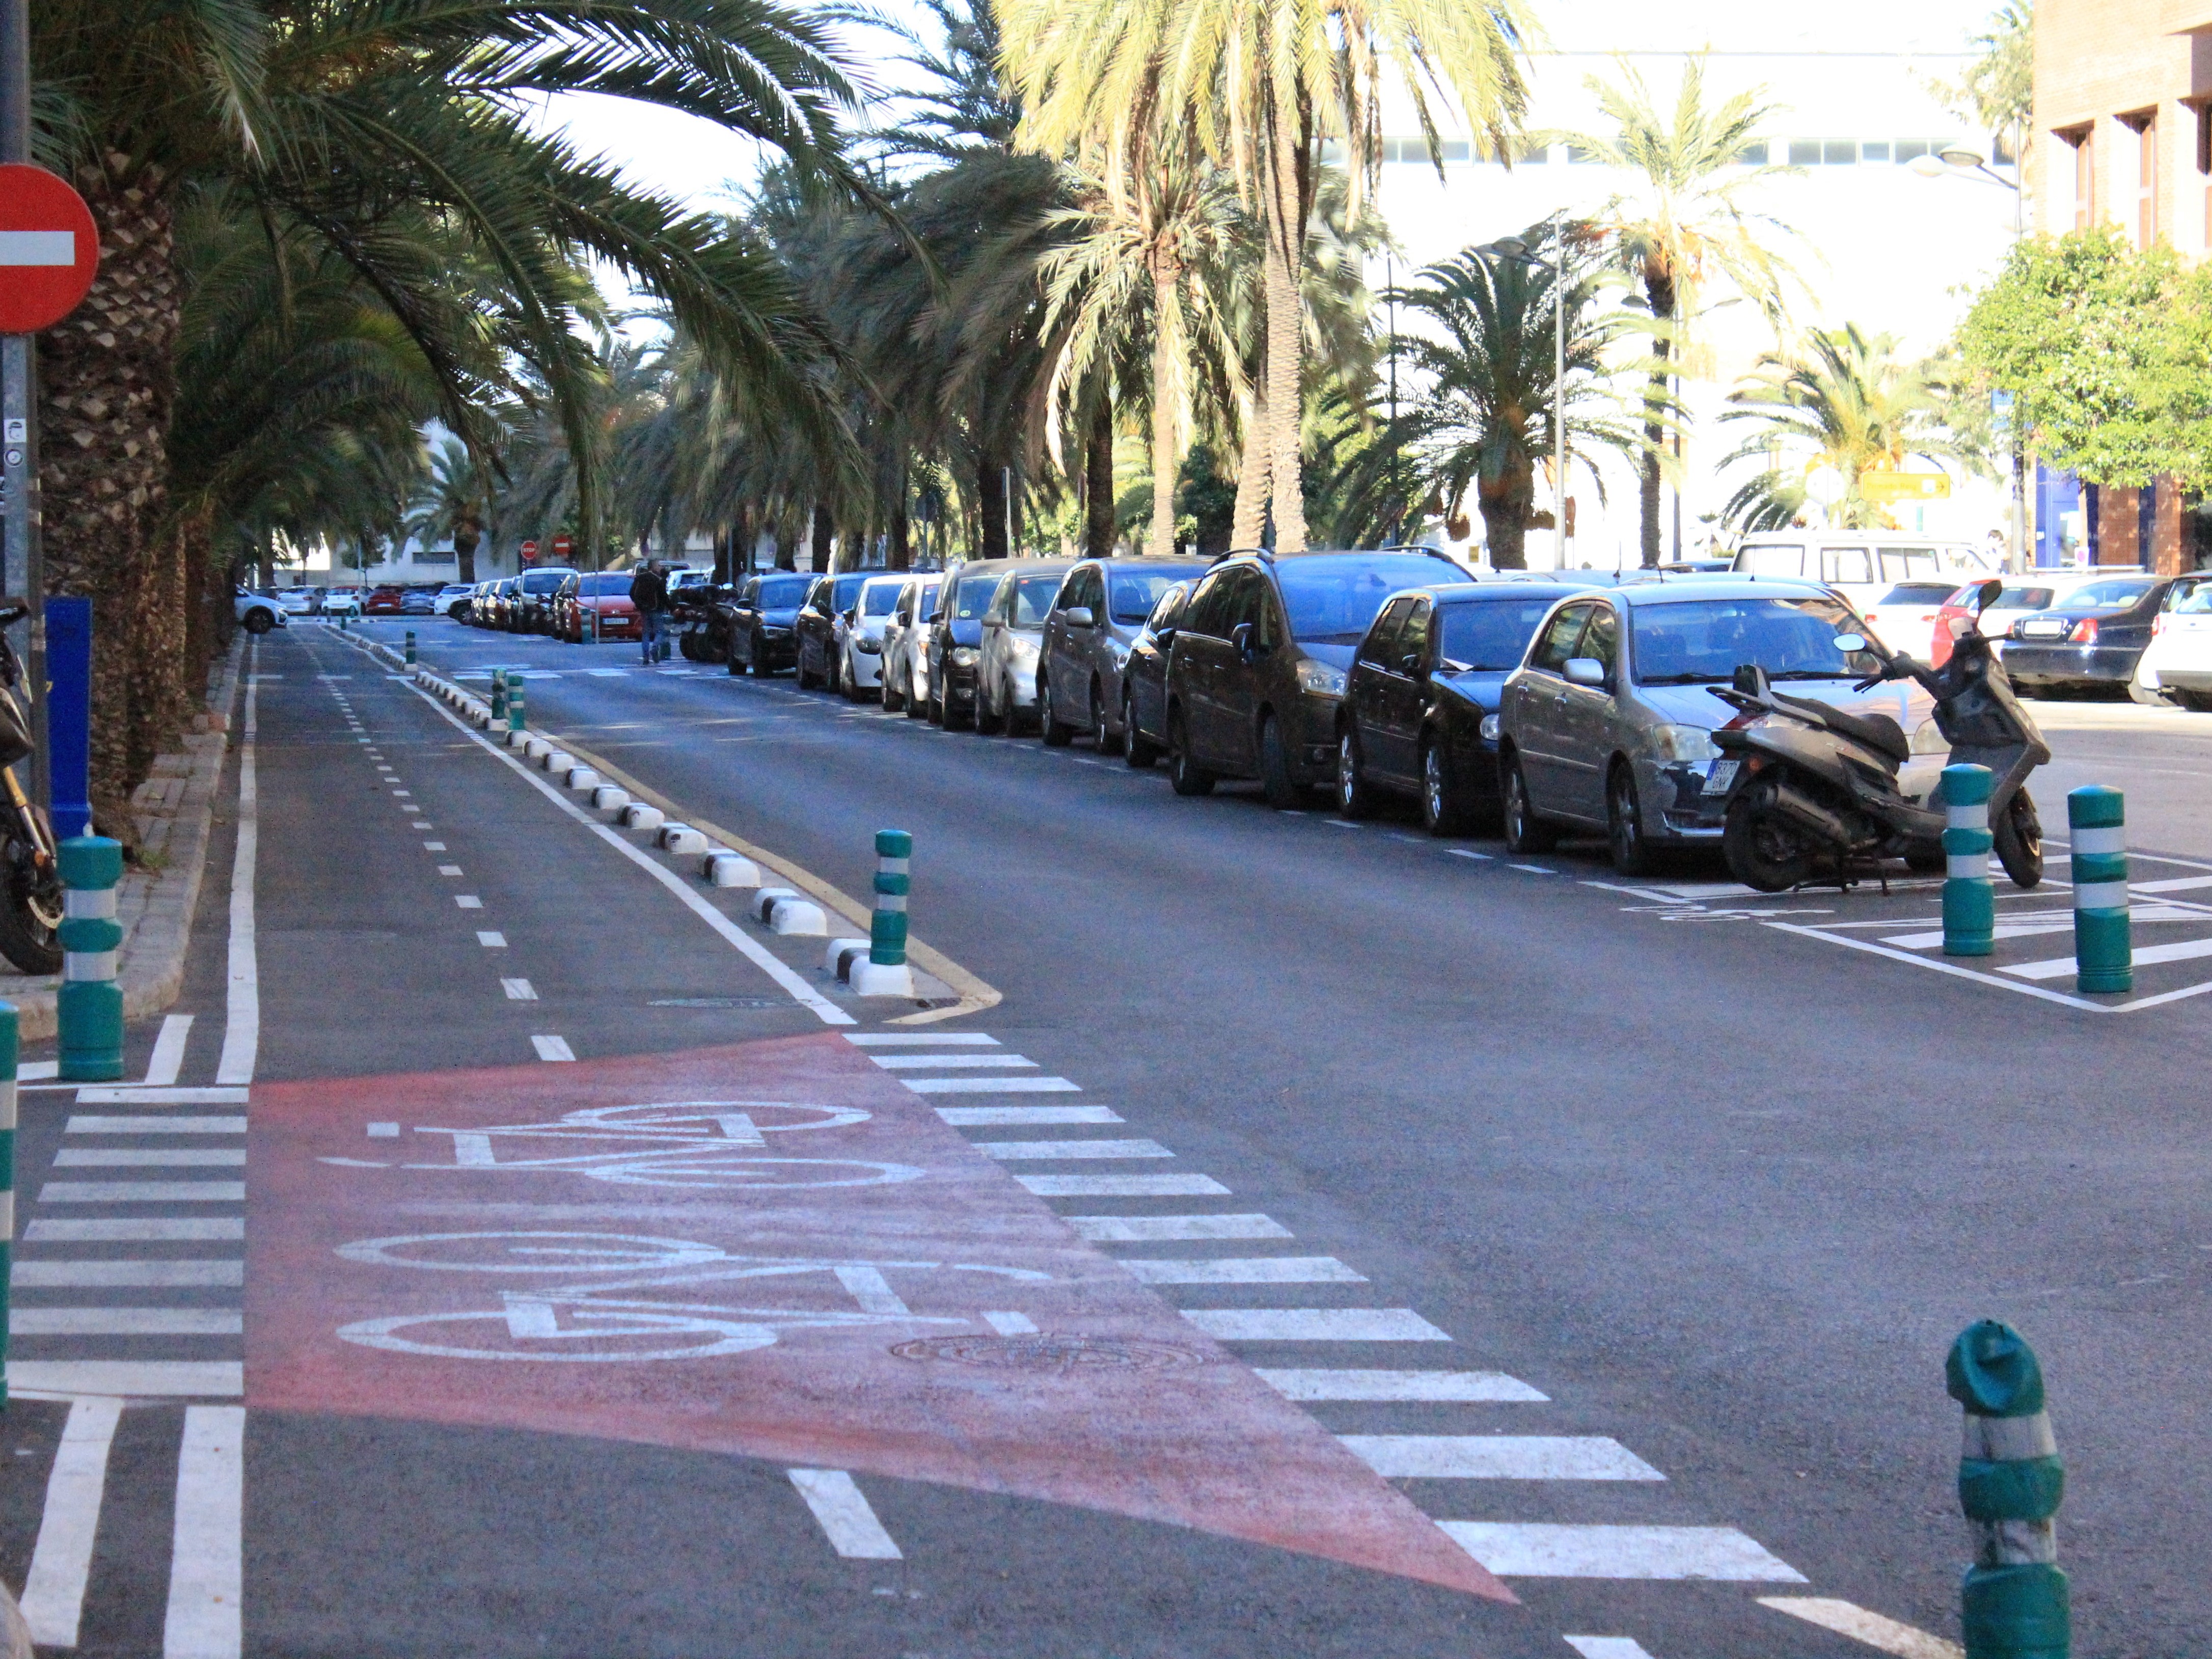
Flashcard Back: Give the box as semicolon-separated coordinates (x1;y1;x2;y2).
324;1100;921;1191
333;1231;1049;1363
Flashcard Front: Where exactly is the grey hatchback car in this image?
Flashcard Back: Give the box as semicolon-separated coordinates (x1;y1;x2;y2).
1497;578;1943;874
1037;556;1209;749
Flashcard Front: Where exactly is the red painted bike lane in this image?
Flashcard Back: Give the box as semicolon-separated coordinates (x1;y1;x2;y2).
245;1031;1507;1600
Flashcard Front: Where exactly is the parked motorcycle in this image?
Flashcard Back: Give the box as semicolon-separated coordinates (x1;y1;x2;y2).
1711;579;2049;894
0;605;64;972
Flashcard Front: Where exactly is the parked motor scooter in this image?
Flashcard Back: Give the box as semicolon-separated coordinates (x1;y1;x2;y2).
1710;579;2049;893
0;604;64;971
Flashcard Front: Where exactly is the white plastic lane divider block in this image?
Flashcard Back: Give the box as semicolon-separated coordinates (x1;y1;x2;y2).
786;1469;902;1560
659;824;708;856
1340;1435;1663;1481
768;895;828;937
825;937;870;976
705;850;762;888
522;738;550;761
1119;1257;1367;1285
1179;1308;1453;1342
1257;1369;1549;1402
592;785;630;813
1438;1523;1806;1582
564;766;599;792
620;803;665;833
540;749;573;773
752;888;797;922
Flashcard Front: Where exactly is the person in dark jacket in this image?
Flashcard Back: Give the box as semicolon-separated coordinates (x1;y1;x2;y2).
630;561;669;664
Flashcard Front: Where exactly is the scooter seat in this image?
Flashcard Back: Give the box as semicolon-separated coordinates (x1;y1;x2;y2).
1772;690;1911;763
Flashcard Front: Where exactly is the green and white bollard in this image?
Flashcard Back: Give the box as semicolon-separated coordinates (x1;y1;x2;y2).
57;835;125;1082
404;630;417;665
1948;1320;2068;1659
0;1002;15;1406
1942;763;1996;958
506;670;526;733
489;671;507;723
2068;787;2131;994
848;829;915;996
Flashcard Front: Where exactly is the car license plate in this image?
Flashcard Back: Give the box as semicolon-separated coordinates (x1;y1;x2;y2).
2022;618;2066;639
1704;759;1740;795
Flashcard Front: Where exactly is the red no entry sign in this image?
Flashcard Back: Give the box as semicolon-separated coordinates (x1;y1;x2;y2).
550;533;573;557
519;539;539;562
0;165;98;334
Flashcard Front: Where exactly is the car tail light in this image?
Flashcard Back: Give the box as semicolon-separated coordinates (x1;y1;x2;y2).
2068;618;2099;644
2153;613;2167;636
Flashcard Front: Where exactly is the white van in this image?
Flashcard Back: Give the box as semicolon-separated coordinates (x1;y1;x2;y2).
1730;533;2003;630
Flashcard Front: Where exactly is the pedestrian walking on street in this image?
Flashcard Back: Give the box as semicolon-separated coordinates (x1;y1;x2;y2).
631;560;669;665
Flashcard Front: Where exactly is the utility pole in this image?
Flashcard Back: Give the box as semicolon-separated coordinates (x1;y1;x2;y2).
1551;207;1566;571
0;0;47;810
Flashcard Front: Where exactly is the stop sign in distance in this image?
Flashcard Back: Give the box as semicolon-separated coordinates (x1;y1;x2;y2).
0;165;99;334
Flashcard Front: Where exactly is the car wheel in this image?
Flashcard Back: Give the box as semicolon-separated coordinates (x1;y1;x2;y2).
1606;761;1659;876
1040;676;1073;746
1993;786;2043;889
883;669;905;714
1335;727;1375;818
1503;754;1560;854
751;634;773;678
1723;788;1813;893
975;678;1004;735
243;609;274;635
1124;691;1160;769
1090;681;1118;753
1167;710;1214;796
1422;738;1477;836
1257;714;1302;809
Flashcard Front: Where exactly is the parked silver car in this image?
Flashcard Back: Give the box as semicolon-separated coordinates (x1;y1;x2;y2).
1037;555;1210;749
837;574;909;701
881;573;943;717
1496;578;1943;874
975;562;1077;734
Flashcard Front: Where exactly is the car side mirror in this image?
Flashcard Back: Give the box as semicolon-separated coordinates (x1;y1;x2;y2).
1231;620;1256;663
1563;656;1606;688
1065;606;1095;628
1399;650;1424;675
927;609;944;624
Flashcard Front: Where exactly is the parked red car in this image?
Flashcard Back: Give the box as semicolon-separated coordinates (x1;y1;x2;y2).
556;572;640;642
363;586;406;615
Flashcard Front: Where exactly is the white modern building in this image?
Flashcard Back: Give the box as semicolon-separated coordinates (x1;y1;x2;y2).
1365;0;2021;568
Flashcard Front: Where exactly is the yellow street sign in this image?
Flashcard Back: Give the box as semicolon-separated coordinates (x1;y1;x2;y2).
1861;472;1952;502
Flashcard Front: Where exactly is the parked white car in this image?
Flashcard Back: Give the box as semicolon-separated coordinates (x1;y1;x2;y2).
835;575;908;701
1732;533;2002;624
880;573;943;717
235;590;289;634
276;588;318;617
2131;580;2212;710
321;589;363;618
431;583;475;615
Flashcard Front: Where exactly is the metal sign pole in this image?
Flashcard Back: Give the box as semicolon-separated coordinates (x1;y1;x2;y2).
0;0;48;813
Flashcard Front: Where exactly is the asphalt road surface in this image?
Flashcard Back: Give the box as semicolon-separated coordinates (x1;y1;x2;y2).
2;613;2204;1659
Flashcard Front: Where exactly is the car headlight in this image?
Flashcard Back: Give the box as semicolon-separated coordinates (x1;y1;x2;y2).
1295;659;1346;697
1649;723;1718;763
855;637;882;654
1479;713;1501;744
1910;718;1949;754
762;624;792;637
950;646;979;667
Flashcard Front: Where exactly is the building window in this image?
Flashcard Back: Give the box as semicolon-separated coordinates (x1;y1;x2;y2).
1788;139;1822;166
1737;141;1769;164
2198;102;2212;247
2060;126;2093;229
1861;140;1891;162
1823;139;1858;165
2123;111;2157;247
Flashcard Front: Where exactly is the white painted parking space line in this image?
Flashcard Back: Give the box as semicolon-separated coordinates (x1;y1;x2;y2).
900;1076;1081;1094
9;1361;241;1396
2133;874;2212;894
423;840;446;851
39;1181;245;1203
786;1469;903;1560
1439;1523;1805;1581
1018;1173;1231;1197
1067;1214;1291;1241
55;1148;245;1166
868;1053;1035;1069
981;1310;1040;1334
1757;1597;1963;1659
1181;1309;1453;1342
1565;1639;1659;1659
501;978;538;1000
975;1139;1172;1160
20;1060;57;1080
1508;863;1555;875
437;864;463;877
11;1260;242;1288
216;671;260;1090
73;1087;248;1105
144;1015;194;1087
20;1396;123;1647
11;1308;243;1336
66;1117;246;1135
934;1105;1122;1125
366;1123;399;1138
1448;849;1492;860
531;1035;577;1062
25;1218;245;1242
1255;1369;1547;1402
843;1032;999;1047
164;1405;245;1658
1881;904;2204;948
454;894;483;909
2003;935;2212;978
1341;1435;1662;1480
476;931;506;947
1120;1257;1365;1284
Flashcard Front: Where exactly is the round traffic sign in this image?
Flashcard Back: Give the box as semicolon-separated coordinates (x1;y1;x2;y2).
0;165;99;334
520;539;539;563
550;533;574;557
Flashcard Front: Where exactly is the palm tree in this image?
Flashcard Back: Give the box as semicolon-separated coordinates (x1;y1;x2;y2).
406;440;492;583
1562;57;1800;566
1717;324;1982;531
1002;0;1532;552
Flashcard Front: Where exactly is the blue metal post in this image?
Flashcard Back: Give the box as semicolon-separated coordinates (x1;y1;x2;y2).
44;594;91;838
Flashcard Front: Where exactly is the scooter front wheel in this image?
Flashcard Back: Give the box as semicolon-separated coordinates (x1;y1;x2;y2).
1994;787;2043;889
1724;794;1814;893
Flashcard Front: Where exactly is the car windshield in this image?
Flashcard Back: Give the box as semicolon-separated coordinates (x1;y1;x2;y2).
1277;555;1462;644
2067;578;2155;608
576;574;626;596
1009;574;1062;626
522;572;566;594
860;583;902;616
755;576;811;608
1631;596;1875;685
1110;572;1183;623
1877;583;1958;606
1147;583;1191;631
952;574;999;620
1435;597;1565;671
831;575;868;611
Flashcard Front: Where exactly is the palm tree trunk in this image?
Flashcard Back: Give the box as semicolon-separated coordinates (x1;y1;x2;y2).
1148;258;1182;559
1640;273;1675;569
1084;400;1116;559
1231;388;1269;548
1262;80;1308;554
810;504;833;573
1480;470;1534;572
977;459;1010;561
454;525;481;584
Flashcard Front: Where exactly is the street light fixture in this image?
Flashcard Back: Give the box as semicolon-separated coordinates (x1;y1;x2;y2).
1474;209;1568;568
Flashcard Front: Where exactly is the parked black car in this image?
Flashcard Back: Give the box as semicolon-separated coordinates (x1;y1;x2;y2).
1335;581;1594;832
924;560;1016;728
1038;555;1209;749
509;566;578;633
2002;574;2209;695
1120;580;1196;767
725;572;816;675
1163;547;1469;805
796;573;871;692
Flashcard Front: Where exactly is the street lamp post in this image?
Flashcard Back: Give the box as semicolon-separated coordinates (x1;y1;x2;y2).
1477;210;1568;569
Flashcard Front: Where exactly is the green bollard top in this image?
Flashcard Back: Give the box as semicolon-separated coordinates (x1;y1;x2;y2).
2067;785;2125;829
876;829;913;859
1946;1319;2046;1417
1940;762;1993;805
58;835;124;890
0;1000;16;1079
